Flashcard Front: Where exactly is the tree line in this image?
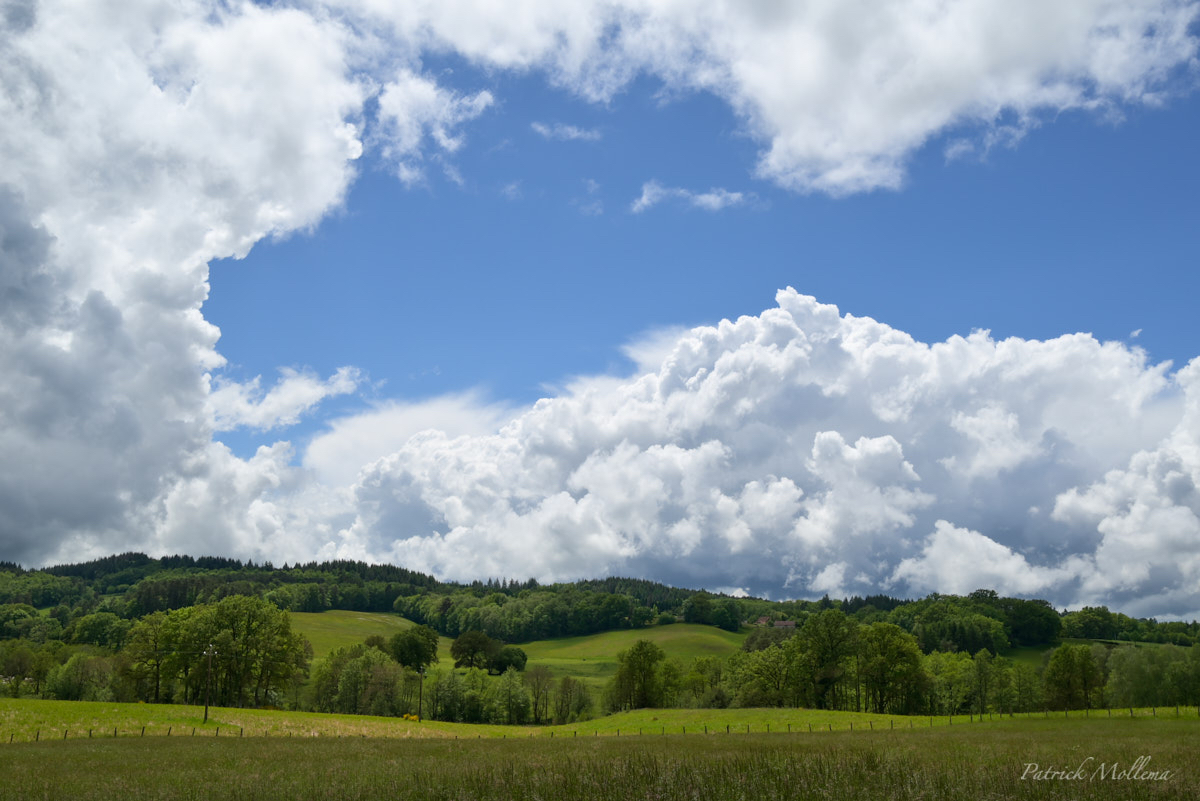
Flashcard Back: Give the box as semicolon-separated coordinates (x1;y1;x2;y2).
309;627;590;725
6;554;1200;651
602;611;1200;716
0;595;308;707
5;552;1200;722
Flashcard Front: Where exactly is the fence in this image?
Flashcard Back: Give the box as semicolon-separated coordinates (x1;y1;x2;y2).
5;705;1199;745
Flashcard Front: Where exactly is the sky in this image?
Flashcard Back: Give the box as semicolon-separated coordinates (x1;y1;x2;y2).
2;0;1200;618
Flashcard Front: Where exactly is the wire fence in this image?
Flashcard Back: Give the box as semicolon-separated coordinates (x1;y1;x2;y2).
4;705;1199;745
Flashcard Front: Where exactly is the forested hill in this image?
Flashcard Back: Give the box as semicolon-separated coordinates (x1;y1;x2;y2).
3;552;1200;649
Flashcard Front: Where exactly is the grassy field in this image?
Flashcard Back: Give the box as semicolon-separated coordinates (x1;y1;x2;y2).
1002;637;1166;671
0;697;518;741
5;696;1198;742
289;611;1172;696
520;623;745;690
289;612;746;694
1004;643;1052;669
2;711;1198;800
289;611;453;663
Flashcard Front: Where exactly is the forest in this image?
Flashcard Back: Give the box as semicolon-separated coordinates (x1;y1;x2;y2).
2;552;1200;726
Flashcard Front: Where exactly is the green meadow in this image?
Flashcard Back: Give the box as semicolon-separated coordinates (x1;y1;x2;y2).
4;696;1197;742
289;610;414;658
289;610;454;663
520;623;746;689
2;705;1197;800
288;611;747;694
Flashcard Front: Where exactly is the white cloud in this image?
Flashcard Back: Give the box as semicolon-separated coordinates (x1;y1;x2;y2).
631;181;748;213
375;68;494;184
208;367;362;432
891;520;1087;597
331;0;1199;194
621;325;693;373
312;289;1195;615
531;121;602;141
809;562;849;598
1050;359;1200;616
0;0;364;566
303;391;518;487
570;177;604;215
941;404;1043;480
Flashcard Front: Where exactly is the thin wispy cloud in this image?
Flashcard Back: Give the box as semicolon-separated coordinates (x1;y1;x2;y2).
531;121;602;142
631;181;749;213
571;177;604;216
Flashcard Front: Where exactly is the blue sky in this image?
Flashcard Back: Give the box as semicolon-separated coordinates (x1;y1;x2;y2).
207;68;1200;459
5;0;1200;616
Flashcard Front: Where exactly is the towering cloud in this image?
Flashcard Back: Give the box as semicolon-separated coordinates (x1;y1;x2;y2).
0;1;364;563
328;290;1196;616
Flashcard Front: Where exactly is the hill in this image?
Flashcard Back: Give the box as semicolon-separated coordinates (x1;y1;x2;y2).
521;623;746;690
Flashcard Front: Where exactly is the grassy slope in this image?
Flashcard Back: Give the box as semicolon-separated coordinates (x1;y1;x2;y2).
521;623;746;690
290;612;1172;688
288;610;455;669
289;611;746;693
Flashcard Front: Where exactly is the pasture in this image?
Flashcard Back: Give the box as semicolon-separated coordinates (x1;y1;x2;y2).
288;611;747;693
289;610;454;662
2;707;1197;800
520;623;746;689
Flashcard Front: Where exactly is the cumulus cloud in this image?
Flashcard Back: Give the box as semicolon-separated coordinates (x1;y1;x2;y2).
1050;360;1200;616
631;181;749;213
304;392;518;487
891;520;1088;597
309;289;1197;616
208;367;362;432
331;0;1199;194
0;0;364;565
531;121;602;141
